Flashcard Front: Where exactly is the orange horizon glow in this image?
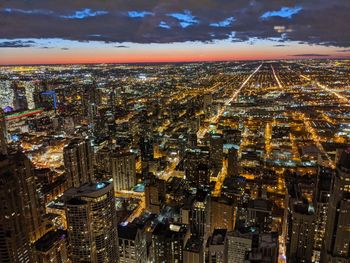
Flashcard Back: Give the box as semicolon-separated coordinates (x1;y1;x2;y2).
1;40;348;65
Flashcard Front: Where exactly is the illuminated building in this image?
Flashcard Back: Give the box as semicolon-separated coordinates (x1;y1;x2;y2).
227;147;239;177
64;182;118;263
111;152;136;192
247;199;273;231
210;133;223;173
183;236;204;263
0;155;34;263
0;109;7;155
12;81;28;111
0;152;44;244
140;136;154;176
184;147;211;187
287;183;316;263
206;229;227;263
33;229;68;263
287;202;315;262
118;222;147;263
190;190;210;238
63;138;94;188
227;228;253;263
210;197;235;232
322;148;350;263
145;177;161;214
313;165;333;262
150;223;187;263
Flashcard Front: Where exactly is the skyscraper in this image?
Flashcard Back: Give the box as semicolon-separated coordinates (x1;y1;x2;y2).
64;182;118;263
12;81;28;111
111;152;136;192
322;148;350;262
0;156;33;263
33;229;68;263
209;133;223;174
63;138;94;188
227;147;239;177
0;152;43;243
0;108;8;155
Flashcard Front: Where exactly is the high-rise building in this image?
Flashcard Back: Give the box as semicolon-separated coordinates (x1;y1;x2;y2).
184;147;211;187
287;202;316;262
313;165;333;262
227;147;239;177
150;223;188;263
12;81;28;111
322;148;350;263
0;109;8;155
0;152;43;244
63;138;94;188
118;222;147;263
145;179;161;214
190;190;211;238
286;182;316;263
140;136;154;176
111;152;136;192
0;155;33;263
33;229;68;263
210;197;235;233
209;133;223;173
206;229;227;263
226;228;253;263
64;182;118;263
183;236;204;263
247;199;273;231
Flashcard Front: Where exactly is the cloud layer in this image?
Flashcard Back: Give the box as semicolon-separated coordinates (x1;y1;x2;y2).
0;0;349;47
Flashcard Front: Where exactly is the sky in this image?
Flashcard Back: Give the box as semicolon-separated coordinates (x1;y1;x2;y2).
0;0;350;64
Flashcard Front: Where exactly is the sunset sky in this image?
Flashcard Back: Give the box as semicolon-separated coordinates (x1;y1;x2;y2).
1;0;350;64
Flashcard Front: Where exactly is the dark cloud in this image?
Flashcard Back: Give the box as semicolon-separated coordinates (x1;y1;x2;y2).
0;40;35;47
0;0;349;46
115;45;129;48
61;47;69;50
290;54;329;57
273;44;287;47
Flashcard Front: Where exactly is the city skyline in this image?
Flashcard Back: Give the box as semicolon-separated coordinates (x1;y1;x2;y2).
1;0;350;64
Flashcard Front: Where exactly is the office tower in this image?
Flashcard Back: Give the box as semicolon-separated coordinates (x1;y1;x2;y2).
227;147;239;177
33;229;68;263
313;165;333;261
209;133;223;173
206;229;227;263
247;199;273;231
183;236;204;263
190;190;211;238
0;152;43;243
227;228;253;263
140;136;154;176
287;202;316;262
64;182;118;263
111;152;136;192
63;138;94;188
118;222;147;263
0;108;8;155
210;197;235;232
0;156;33;263
12;81;28;111
322;148;350;263
150;223;187;263
184;146;211;187
245;232;279;263
145;178;161;214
